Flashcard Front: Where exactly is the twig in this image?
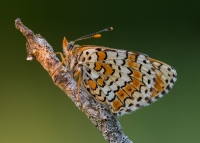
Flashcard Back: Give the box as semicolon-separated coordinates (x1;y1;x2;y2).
15;18;133;143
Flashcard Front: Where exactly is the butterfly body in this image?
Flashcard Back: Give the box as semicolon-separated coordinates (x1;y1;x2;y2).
59;37;177;116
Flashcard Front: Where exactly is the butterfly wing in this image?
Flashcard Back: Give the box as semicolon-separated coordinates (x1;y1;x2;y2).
75;46;177;116
147;58;177;102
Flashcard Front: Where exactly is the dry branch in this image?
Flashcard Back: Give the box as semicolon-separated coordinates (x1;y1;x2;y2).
15;18;133;143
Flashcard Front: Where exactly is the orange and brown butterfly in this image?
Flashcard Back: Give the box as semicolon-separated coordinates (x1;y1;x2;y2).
52;27;177;116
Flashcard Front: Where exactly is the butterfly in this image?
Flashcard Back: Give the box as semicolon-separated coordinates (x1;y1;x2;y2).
52;27;177;116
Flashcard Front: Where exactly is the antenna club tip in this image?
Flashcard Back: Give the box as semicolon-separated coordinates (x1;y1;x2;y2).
93;34;101;38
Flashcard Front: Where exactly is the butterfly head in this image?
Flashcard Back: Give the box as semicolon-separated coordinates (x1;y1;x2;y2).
62;37;74;55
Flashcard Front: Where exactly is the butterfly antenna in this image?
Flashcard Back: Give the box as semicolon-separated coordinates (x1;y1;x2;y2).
74;27;113;42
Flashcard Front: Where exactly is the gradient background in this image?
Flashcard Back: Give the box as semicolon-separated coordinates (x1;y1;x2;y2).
0;1;200;143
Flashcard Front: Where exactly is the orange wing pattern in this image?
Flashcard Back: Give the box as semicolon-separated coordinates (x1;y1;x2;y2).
67;46;177;116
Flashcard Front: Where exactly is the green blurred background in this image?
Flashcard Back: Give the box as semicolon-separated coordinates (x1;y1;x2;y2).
0;0;200;143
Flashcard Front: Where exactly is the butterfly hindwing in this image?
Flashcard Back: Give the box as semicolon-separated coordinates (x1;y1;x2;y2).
74;46;176;116
147;58;177;102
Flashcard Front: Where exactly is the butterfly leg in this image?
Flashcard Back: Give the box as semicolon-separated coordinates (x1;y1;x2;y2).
51;37;69;76
55;52;65;61
50;52;69;76
73;68;82;101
